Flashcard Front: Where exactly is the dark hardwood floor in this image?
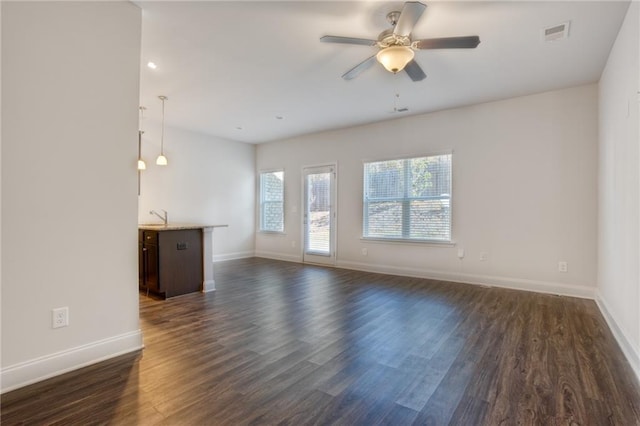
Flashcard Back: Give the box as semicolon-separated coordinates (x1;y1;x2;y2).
2;257;640;425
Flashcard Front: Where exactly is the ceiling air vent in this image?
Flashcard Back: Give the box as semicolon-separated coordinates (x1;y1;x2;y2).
542;21;570;42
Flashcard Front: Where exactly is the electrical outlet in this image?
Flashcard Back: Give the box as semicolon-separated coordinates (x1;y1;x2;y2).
362;248;368;256
52;307;69;329
558;261;568;273
457;248;465;259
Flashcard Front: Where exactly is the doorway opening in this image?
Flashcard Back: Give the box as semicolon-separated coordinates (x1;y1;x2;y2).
302;164;337;266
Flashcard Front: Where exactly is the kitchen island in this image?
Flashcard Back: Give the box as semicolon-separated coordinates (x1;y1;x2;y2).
138;223;228;298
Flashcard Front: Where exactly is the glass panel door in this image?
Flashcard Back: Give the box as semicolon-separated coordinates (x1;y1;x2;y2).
303;165;336;266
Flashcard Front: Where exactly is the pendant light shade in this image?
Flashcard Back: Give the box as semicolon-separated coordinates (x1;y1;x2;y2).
157;95;168;166
137;106;147;170
376;45;415;73
156;154;168;166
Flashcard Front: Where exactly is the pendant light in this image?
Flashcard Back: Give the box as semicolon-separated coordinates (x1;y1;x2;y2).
156;95;168;166
137;106;147;170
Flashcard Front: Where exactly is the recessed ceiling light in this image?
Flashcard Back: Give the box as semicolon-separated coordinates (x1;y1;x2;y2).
147;62;157;69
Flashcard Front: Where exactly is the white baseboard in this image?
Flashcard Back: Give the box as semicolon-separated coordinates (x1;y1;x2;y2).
202;279;216;292
212;251;255;262
595;293;640;385
1;330;144;394
254;251;303;263
336;260;596;299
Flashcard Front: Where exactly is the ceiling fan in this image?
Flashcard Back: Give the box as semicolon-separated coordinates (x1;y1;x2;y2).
320;1;480;81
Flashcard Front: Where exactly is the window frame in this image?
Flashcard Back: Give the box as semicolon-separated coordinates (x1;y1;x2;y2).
259;169;285;234
362;152;453;244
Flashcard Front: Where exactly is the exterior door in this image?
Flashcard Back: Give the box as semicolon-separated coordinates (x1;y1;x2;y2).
303;165;336;266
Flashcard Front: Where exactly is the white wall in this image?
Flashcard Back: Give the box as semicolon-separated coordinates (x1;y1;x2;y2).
138;125;255;260
1;2;142;391
256;84;598;298
0;0;4;383
597;1;640;380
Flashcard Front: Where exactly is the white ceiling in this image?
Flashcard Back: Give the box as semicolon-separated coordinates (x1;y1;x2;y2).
138;1;629;144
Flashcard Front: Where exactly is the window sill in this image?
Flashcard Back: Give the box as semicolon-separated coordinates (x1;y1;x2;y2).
258;230;286;236
360;237;455;247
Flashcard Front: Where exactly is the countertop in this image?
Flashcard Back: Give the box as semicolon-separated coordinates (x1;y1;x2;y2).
138;223;228;231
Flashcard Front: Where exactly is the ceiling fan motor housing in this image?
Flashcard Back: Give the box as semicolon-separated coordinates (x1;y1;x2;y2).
377;28;412;48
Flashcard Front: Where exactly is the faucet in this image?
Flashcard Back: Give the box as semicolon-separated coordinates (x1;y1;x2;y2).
150;209;168;225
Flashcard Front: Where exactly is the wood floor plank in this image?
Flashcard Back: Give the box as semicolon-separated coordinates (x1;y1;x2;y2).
2;257;639;425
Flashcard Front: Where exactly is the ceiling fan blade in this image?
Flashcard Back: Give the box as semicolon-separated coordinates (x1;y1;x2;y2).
342;55;377;80
414;36;480;50
393;1;427;37
404;60;426;82
320;35;377;46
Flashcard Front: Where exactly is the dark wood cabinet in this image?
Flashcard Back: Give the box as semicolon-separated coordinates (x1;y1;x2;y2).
138;228;203;298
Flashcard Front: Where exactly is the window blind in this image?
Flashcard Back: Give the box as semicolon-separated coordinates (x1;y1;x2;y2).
363;154;451;242
260;171;284;232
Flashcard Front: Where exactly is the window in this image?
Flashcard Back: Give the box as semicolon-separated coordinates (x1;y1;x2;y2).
363;154;452;242
259;170;284;232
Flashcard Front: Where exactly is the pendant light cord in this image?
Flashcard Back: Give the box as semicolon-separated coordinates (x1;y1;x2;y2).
155;96;168;166
138;107;144;157
160;97;165;155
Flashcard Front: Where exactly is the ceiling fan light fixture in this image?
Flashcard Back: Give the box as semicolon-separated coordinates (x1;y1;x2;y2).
376;45;415;73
